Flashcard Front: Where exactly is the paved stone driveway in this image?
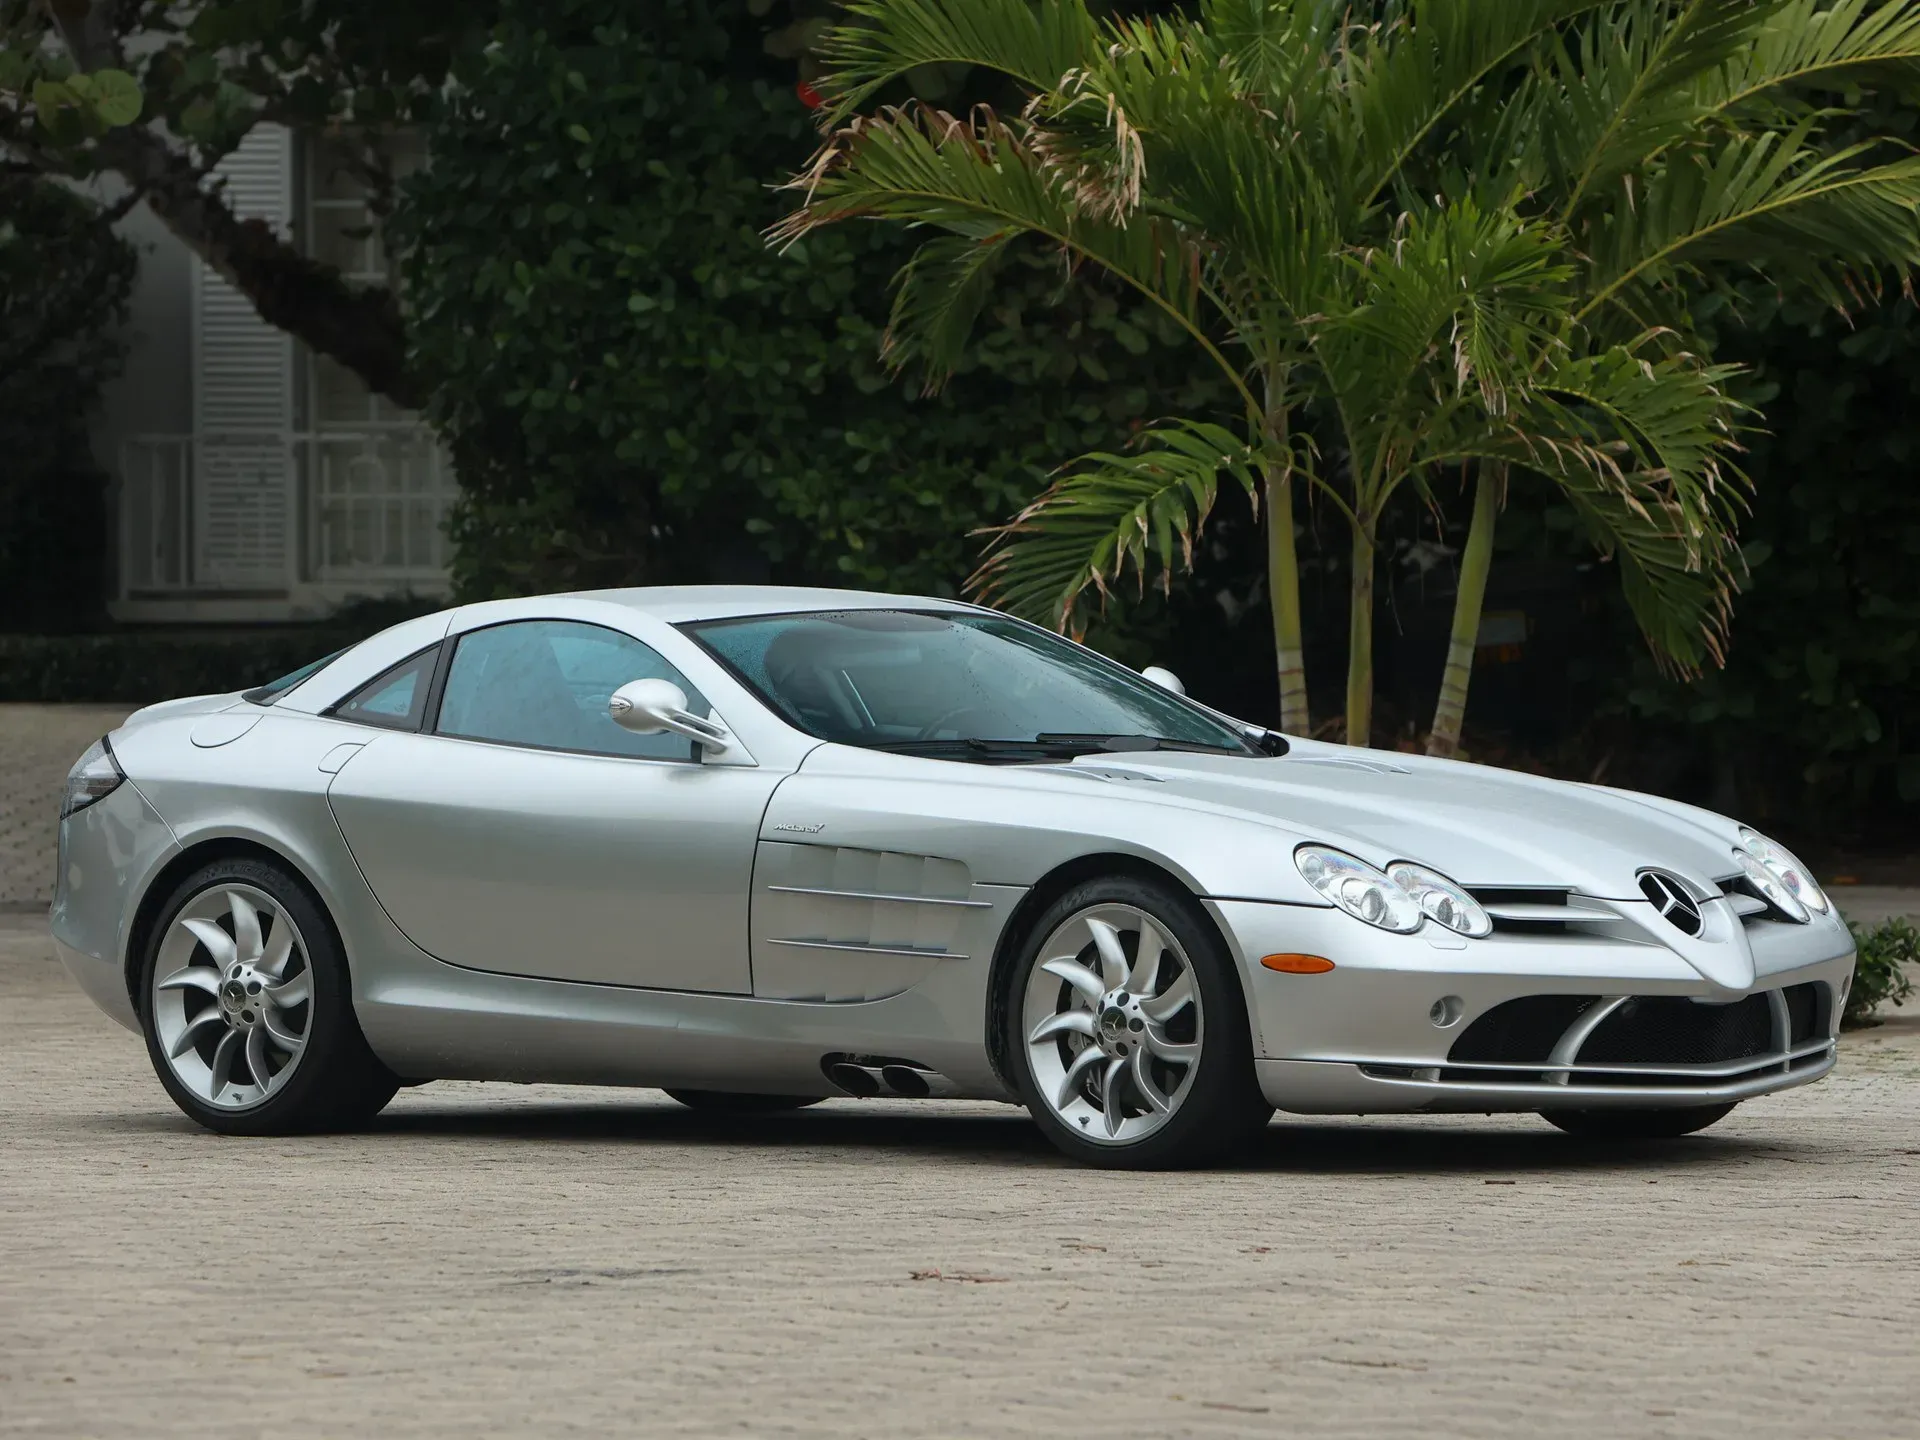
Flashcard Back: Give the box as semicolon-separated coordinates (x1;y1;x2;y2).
5;914;1918;1440
0;705;134;907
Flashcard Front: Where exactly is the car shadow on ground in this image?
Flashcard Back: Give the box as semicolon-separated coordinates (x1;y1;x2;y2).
187;1098;1811;1175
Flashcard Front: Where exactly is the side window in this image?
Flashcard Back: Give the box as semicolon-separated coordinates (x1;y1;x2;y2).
332;646;438;731
435;620;711;761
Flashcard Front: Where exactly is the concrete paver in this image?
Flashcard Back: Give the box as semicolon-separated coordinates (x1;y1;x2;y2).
4;913;1917;1439
1832;884;1920;928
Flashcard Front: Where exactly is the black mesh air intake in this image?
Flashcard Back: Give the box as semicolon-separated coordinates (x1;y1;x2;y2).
1579;994;1772;1065
1448;995;1600;1064
1782;982;1825;1044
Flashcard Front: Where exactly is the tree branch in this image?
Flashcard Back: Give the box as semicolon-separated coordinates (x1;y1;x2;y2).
43;0;420;406
95;123;419;405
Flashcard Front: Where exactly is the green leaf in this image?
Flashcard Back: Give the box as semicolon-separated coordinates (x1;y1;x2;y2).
0;48;32;92
29;77;73;115
87;69;143;128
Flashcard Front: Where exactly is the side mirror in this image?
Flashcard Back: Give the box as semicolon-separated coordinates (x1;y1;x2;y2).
1141;665;1186;696
609;678;732;755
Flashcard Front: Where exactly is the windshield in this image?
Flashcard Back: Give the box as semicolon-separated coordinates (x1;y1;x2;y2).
242;647;351;706
683;609;1257;759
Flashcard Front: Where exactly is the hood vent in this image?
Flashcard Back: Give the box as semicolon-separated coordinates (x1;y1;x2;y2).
1638;870;1704;937
1288;755;1411;776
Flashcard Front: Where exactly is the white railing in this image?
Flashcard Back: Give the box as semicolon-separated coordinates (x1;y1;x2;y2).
118;428;456;597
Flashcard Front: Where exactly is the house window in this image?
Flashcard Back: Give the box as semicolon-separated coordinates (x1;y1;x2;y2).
306;131;425;430
301;130;451;583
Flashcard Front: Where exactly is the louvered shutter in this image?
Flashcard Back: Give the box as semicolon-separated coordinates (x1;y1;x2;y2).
191;123;294;589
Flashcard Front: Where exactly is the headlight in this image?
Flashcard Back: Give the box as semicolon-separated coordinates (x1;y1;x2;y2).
1387;861;1493;937
61;737;125;818
1294;846;1424;933
1735;827;1826;919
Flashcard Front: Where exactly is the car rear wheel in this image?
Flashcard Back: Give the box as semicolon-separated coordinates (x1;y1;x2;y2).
1539;1102;1737;1139
140;857;399;1136
1007;876;1271;1169
664;1089;826;1113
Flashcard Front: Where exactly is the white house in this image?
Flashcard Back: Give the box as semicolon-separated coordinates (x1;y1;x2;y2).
92;124;458;623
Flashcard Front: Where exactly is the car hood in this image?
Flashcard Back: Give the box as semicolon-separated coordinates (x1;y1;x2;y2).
1053;738;1742;900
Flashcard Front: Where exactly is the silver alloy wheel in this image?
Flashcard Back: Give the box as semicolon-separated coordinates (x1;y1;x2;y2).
1021;902;1204;1144
150;884;313;1111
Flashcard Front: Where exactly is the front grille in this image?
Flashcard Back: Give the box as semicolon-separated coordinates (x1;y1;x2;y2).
1717;872;1800;926
1466;888;1576;937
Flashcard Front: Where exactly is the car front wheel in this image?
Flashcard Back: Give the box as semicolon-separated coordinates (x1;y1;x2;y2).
140;856;399;1136
1007;876;1271;1169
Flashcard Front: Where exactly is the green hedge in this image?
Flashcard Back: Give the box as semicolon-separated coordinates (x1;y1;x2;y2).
0;632;357;705
391;0;1232;602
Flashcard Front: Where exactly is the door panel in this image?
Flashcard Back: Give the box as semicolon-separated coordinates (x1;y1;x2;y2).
328;732;777;992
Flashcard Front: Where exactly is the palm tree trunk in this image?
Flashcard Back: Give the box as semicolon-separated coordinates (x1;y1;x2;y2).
1345;519;1376;747
1427;463;1501;758
1265;463;1309;734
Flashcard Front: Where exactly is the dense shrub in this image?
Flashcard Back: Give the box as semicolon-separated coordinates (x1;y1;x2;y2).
1845;917;1918;1030
392;0;1231;603
0;632;362;705
0;175;135;632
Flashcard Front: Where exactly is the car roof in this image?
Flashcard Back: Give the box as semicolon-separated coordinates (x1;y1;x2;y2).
562;585;982;624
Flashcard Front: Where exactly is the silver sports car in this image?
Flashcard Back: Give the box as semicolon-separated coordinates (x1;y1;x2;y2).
53;586;1855;1167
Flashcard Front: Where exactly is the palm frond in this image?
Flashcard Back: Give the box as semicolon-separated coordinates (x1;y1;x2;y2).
1715;0;1920;112
773;103;1258;416
883;230;1017;388
1565;476;1742;671
1198;0;1346;100
1531;343;1747;531
819;0;1104;119
1429;341;1751;670
1346;0;1611;205
1554;0;1773;213
1313;199;1575;494
1578;127;1920;319
969;420;1264;629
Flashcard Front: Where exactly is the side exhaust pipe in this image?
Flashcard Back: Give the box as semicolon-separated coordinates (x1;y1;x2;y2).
821;1054;957;1099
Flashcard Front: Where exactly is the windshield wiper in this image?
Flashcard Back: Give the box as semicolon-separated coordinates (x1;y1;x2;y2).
870;737;1103;763
1034;732;1247;755
871;733;1254;764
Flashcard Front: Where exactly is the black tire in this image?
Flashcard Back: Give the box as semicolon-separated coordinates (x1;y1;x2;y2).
1004;874;1272;1170
139;856;399;1136
664;1089;827;1114
1539;1102;1737;1139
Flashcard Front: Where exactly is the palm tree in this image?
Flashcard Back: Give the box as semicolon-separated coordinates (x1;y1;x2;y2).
1403;0;1920;755
776;0;1767;741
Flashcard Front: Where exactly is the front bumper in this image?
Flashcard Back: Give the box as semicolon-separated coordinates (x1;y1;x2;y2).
49;780;177;1036
1256;1045;1835;1114
1206;898;1854;1116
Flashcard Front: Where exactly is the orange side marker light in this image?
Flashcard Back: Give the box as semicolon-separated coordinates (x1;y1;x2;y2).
1261;953;1335;974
